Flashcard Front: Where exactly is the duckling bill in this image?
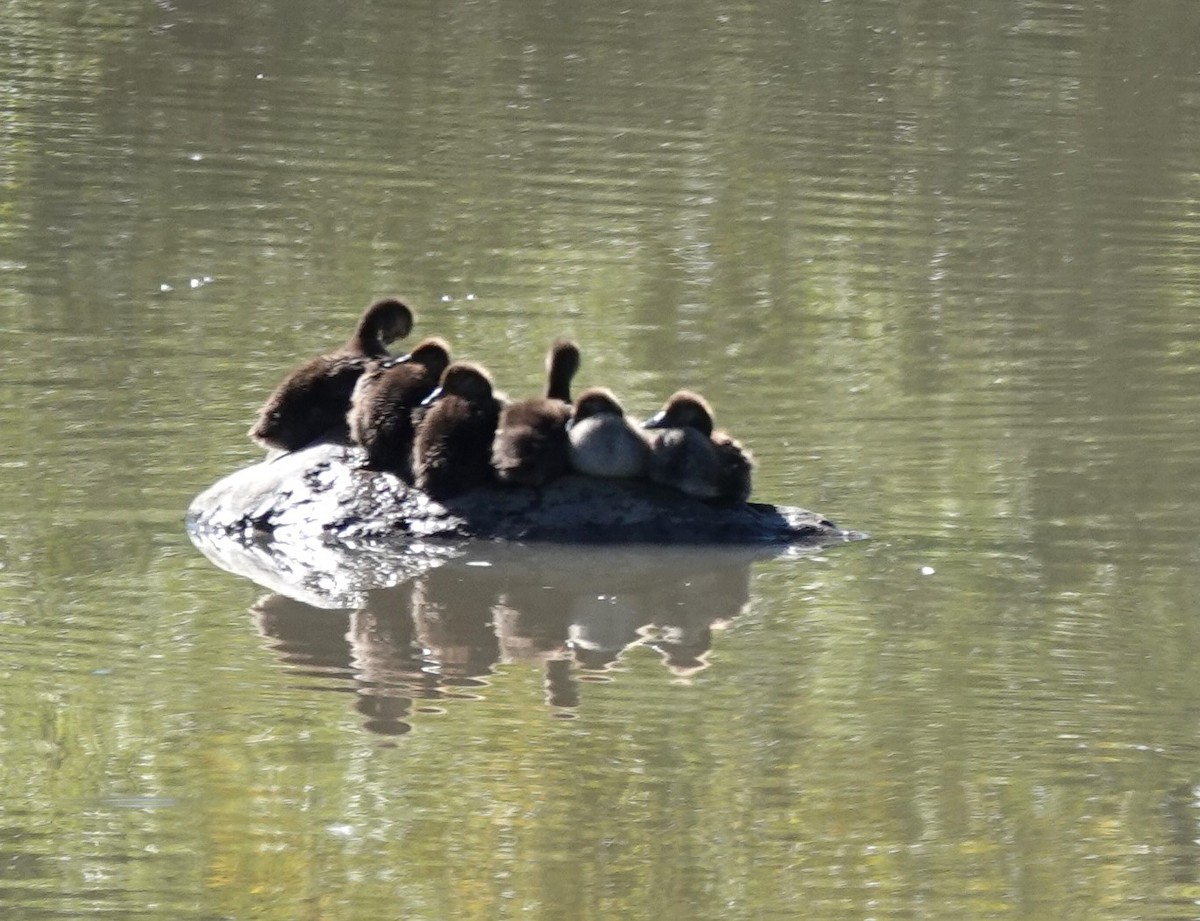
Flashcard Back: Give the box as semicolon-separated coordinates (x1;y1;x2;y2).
249;297;414;453
348;337;451;481
644;390;754;503
491;338;581;487
412;361;503;500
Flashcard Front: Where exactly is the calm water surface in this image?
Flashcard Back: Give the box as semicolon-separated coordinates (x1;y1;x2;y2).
3;1;1200;918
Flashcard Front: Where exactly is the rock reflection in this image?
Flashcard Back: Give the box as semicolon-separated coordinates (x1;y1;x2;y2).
251;544;759;735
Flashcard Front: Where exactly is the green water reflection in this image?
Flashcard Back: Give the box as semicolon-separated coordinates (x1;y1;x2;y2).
2;0;1200;918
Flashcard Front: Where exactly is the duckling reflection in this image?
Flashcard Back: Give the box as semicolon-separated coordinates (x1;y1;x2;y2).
409;560;502;686
644;390;754;502
413;362;504;500
250;297;414;452
543;659;580;710
248;545;757;735
252;593;355;681
644;560;753;675
567;591;643;671
348;337;451;481
255;588;421;735
484;545;753;676
492;338;581;487
492;592;571;665
348;585;428;736
568;387;650;478
492;596;580;710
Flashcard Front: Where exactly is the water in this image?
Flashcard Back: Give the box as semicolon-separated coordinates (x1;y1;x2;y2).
3;0;1200;917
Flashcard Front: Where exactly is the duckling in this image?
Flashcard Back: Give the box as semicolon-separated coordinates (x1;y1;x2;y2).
643;390;754;502
491;338;581;487
412;362;503;500
249;297;414;452
568;387;650;478
711;429;755;503
348;337;451;480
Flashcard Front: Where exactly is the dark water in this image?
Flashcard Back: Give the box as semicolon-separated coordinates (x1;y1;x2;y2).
3;1;1200;918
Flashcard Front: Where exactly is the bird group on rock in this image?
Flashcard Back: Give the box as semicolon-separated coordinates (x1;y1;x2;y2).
249;297;754;502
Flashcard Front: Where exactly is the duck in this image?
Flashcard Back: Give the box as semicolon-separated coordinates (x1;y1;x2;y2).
249;297;414;452
412;362;503;500
491;338;581;487
643;390;754;502
567;387;650;478
710;429;755;503
348;337;452;481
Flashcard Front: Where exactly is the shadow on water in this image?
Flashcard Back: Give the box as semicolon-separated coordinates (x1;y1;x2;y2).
242;540;776;736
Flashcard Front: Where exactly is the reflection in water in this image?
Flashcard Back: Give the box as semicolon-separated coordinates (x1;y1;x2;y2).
252;546;753;735
252;593;355;683
5;0;1200;916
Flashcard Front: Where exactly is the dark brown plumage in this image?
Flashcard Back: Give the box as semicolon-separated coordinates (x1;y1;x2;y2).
249;298;414;452
643;391;754;502
348;337;451;480
711;431;754;503
491;338;581;487
412;362;503;500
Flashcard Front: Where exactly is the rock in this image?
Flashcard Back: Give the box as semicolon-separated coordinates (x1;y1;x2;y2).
186;442;865;607
190;443;858;543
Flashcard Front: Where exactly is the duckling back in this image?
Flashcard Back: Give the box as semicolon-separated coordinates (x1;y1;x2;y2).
646;426;721;499
493;400;574;486
249;297;414;453
644;390;753;502
492;338;580;488
249;354;369;452
412;362;502;500
568;388;649;479
349;337;450;481
712;432;754;503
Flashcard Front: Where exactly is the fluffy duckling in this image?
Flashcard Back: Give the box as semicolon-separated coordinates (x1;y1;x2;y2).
412;362;503;500
491;338;581;487
710;432;754;502
568;387;650;478
710;428;755;503
249;297;414;452
643;391;754;502
348;337;452;480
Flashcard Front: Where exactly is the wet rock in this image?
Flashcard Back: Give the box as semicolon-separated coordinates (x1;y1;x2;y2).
189;442;860;547
186;443;865;607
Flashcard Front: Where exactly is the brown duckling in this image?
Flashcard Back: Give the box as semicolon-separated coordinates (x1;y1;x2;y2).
348;337;452;480
710;430;755;503
643;390;754;502
491;338;581;487
249;297;414;452
412;362;503;500
567;387;650;478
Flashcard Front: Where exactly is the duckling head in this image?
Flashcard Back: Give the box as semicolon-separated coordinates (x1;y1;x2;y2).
571;387;626;426
545;337;582;402
352;297;415;356
397;337;452;379
422;361;495;406
644;390;714;437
